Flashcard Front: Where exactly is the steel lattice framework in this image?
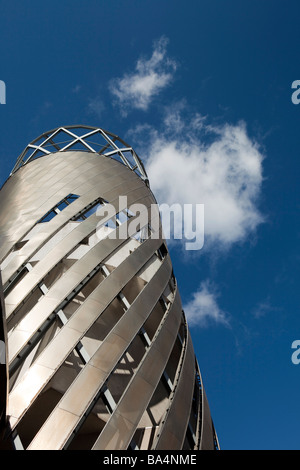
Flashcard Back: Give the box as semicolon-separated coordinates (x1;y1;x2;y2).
0;126;219;450
10;125;148;182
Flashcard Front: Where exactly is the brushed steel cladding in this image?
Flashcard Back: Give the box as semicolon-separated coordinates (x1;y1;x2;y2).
0;126;219;450
0;275;8;435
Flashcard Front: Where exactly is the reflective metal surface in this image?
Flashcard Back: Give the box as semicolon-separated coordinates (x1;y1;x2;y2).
0;274;8;435
0;126;219;450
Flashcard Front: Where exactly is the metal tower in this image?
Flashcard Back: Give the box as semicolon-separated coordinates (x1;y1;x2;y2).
0;126;219;450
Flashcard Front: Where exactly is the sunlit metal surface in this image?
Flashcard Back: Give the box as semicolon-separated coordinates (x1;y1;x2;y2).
0;126;219;450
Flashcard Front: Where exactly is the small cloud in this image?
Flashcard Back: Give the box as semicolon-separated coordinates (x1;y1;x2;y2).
184;280;229;328
72;85;81;93
162;100;187;134
251;297;278;319
87;96;105;118
109;36;177;115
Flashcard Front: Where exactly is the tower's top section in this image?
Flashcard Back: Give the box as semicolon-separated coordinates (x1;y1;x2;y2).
10;125;148;182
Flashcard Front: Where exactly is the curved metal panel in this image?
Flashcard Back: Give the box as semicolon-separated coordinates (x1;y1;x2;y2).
200;387;216;450
92;289;182;450
154;329;195;450
0;273;8;433
8;237;166;430
0;130;218;450
27;255;171;450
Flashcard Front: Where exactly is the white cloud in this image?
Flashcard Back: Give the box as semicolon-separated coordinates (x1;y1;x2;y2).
251;297;278;319
87;96;105;118
109;36;177;114
184;280;229;327
124;70;266;329
142;111;265;251
127;107;266;328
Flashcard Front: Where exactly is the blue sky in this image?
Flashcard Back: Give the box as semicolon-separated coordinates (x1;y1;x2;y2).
0;0;299;450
